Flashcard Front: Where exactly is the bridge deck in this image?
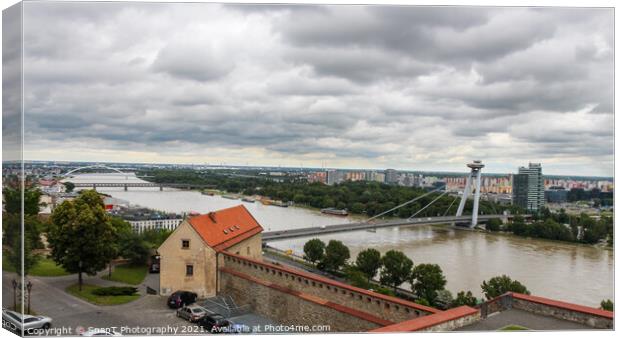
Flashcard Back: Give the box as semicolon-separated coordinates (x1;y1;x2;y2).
261;214;514;241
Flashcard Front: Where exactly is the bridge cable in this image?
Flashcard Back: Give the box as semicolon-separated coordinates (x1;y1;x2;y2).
407;190;449;220
364;186;445;223
442;195;460;217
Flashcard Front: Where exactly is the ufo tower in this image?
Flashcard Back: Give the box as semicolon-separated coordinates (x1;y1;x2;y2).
456;160;485;227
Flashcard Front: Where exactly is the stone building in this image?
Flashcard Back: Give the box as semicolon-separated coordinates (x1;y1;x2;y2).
158;205;263;297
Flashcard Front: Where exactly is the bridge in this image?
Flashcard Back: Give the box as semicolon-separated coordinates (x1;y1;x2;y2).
261;214;518;241
63;164;128;177
261;160;528;242
71;182;216;191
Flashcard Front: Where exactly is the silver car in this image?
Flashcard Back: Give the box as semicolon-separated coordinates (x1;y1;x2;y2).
176;305;208;322
2;308;52;335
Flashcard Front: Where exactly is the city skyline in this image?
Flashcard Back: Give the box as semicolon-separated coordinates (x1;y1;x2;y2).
12;3;614;176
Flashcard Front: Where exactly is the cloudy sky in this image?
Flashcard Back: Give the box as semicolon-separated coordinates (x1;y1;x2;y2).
15;3;614;176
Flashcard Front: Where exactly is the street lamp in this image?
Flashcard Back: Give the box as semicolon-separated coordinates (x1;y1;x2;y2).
26;281;33;314
11;279;17;311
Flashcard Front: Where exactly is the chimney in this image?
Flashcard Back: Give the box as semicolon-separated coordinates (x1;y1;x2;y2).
208;212;217;223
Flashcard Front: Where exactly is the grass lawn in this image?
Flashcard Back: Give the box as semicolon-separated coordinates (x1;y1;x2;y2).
102;264;148;285
30;257;70;276
2;254;70;277
499;325;530;331
65;283;140;305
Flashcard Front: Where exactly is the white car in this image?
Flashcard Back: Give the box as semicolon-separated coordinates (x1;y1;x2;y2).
2;308;52;334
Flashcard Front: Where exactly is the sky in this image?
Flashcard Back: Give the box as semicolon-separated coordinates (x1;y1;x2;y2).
8;3;614;176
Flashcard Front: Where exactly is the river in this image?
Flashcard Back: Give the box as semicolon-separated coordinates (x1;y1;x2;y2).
66;173;614;307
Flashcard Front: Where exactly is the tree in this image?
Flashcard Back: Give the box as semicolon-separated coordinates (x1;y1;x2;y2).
63;181;75;193
303;238;326;265
435;289;454;309
7;233;40;277
481;275;530;299
410;263;447;305
601;299;613;311
453;290;478;307
3;186;42;216
47;190;117;291
379;250;413;292
120;233;151;265
345;266;371;289
486;218;502;232
322;240;350;271
355;248;382;282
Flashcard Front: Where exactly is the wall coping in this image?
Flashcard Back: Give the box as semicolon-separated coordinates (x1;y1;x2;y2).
510;292;614;319
368;306;479;332
221;251;440;314
220;267;394;326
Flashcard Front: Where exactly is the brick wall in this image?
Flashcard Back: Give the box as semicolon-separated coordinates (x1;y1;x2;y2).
219;252;438;324
480;293;613;329
369;306;480;332
511;293;613;329
219;268;386;332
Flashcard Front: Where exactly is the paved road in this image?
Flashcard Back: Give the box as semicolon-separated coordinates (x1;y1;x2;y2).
2;271;195;336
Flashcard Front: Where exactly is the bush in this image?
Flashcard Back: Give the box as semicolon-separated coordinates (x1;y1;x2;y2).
601;299;613;311
92;286;138;296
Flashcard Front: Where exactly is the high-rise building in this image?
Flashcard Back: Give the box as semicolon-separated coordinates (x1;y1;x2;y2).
384;169;399;184
512;163;545;211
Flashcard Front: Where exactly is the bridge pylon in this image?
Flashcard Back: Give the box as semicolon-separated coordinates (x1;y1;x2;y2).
455;160;485;227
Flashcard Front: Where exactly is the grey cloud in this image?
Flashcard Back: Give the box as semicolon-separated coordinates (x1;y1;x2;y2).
15;3;614;176
151;42;235;82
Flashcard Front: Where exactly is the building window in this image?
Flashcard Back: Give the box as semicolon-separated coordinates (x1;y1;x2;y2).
181;239;190;249
186;265;194;276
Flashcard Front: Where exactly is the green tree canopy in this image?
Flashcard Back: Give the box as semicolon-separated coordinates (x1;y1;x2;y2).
355;248;382;281
47;190;117;290
3;186;42;216
453;290;478;307
486;218;502;232
303;238;326;265
322;240;350;271
481;275;530;299
601;299;613;312
379;250;413;292
410;263;447;305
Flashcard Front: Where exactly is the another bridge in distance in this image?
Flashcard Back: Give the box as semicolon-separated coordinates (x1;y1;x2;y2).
261;214;527;242
71;182;216;191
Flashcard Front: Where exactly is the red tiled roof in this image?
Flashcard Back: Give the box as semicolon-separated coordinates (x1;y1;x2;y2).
221;251;440;314
187;205;263;251
368;306;479;332
510;292;614;319
220;267;394;327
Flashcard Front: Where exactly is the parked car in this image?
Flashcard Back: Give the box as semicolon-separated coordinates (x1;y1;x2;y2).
2;308;52;335
198;314;230;333
176;305;207;322
167;290;198;309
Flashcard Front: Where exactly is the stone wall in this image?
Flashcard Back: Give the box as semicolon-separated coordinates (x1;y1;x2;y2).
480;292;613;329
511;294;613;329
219;252;438;324
422;311;480;332
369;306;480;332
219;268;386;332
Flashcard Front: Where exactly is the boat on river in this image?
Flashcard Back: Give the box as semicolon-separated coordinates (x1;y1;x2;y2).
321;208;348;216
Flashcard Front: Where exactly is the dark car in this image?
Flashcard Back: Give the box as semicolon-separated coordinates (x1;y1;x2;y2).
198;314;230;333
167;291;198;309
